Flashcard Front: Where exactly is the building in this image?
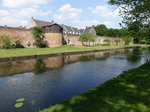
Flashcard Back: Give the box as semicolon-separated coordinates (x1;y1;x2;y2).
0;17;127;48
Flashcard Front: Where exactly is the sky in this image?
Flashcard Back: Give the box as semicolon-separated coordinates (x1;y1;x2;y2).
0;0;123;29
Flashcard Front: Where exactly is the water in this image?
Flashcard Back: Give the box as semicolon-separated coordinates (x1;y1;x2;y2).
0;48;150;112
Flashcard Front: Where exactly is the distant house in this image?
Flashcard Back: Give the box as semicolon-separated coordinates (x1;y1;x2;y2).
28;17;97;36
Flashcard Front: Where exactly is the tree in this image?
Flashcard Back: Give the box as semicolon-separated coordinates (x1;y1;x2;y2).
79;33;89;46
103;39;111;45
95;24;108;36
32;26;45;48
115;39;121;46
121;36;133;45
108;0;150;44
88;33;96;46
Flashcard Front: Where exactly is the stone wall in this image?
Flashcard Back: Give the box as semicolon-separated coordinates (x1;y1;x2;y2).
44;33;63;47
0;26;34;48
63;35;129;46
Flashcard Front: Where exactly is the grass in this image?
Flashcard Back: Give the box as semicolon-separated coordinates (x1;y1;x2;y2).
40;62;150;112
0;44;147;58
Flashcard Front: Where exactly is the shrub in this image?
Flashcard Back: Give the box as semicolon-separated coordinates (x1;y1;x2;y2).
0;35;12;49
32;26;46;48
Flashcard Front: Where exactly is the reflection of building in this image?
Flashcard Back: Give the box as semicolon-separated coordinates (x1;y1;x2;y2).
0;49;129;77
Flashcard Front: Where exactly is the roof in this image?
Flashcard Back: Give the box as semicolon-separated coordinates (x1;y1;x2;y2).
83;27;92;33
60;24;81;35
33;18;52;27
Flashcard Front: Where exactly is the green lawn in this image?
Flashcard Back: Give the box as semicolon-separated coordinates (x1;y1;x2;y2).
0;45;145;58
40;62;150;112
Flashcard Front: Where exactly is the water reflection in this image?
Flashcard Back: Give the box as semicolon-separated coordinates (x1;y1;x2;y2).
0;48;147;77
126;48;142;63
0;48;150;112
33;59;46;74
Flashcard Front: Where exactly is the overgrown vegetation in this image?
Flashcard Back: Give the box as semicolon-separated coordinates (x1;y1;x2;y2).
32;26;47;48
0;35;24;49
40;62;150;112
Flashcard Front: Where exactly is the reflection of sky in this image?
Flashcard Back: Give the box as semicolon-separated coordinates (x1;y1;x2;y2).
0;48;150;112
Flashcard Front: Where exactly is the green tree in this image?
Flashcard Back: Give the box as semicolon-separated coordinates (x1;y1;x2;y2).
32;26;45;48
88;33;96;46
121;36;133;45
95;24;108;36
115;39;121;46
103;39;111;45
108;0;150;44
79;33;89;46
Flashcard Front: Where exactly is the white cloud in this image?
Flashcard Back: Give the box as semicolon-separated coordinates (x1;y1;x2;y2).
0;16;28;26
74;20;115;28
92;5;120;18
2;0;50;8
54;4;82;22
0;7;50;26
54;4;117;28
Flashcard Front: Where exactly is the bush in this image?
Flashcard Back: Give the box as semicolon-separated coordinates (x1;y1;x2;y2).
0;35;12;49
0;35;24;49
32;26;46;48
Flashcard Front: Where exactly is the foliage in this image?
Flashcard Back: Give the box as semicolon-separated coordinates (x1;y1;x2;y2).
103;39;111;45
108;0;150;44
0;35;24;49
15;103;24;108
15;98;26;108
79;33;89;46
0;35;12;49
115;39;121;46
95;24;108;36
121;36;133;45
79;33;96;46
40;62;150;112
32;26;46;48
16;98;26;102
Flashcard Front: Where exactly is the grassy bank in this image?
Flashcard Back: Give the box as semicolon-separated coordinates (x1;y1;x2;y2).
40;62;150;112
0;45;147;58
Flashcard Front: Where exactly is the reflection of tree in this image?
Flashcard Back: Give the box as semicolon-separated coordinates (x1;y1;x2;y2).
79;55;95;62
126;49;142;63
2;62;13;73
33;59;46;74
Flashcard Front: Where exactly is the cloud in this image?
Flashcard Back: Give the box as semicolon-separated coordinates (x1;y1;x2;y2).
0;7;50;26
54;4;82;22
0;16;28;26
54;4;117;28
2;0;51;8
74;20;115;28
92;5;120;18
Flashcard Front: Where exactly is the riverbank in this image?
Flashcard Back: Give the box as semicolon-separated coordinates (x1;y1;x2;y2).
0;45;149;59
40;62;150;112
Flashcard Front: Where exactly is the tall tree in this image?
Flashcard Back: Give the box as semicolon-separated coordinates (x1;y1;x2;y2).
108;0;150;44
95;24;108;36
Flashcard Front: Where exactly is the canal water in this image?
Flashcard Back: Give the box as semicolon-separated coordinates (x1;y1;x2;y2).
0;48;150;112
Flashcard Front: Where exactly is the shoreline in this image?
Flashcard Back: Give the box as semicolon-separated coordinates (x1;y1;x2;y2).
40;61;150;112
0;45;148;62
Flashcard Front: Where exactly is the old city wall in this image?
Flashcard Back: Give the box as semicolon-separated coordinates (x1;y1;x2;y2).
44;33;63;47
0;26;35;48
64;35;129;46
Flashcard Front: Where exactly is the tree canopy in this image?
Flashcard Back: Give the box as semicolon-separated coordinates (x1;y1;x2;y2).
108;0;150;44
